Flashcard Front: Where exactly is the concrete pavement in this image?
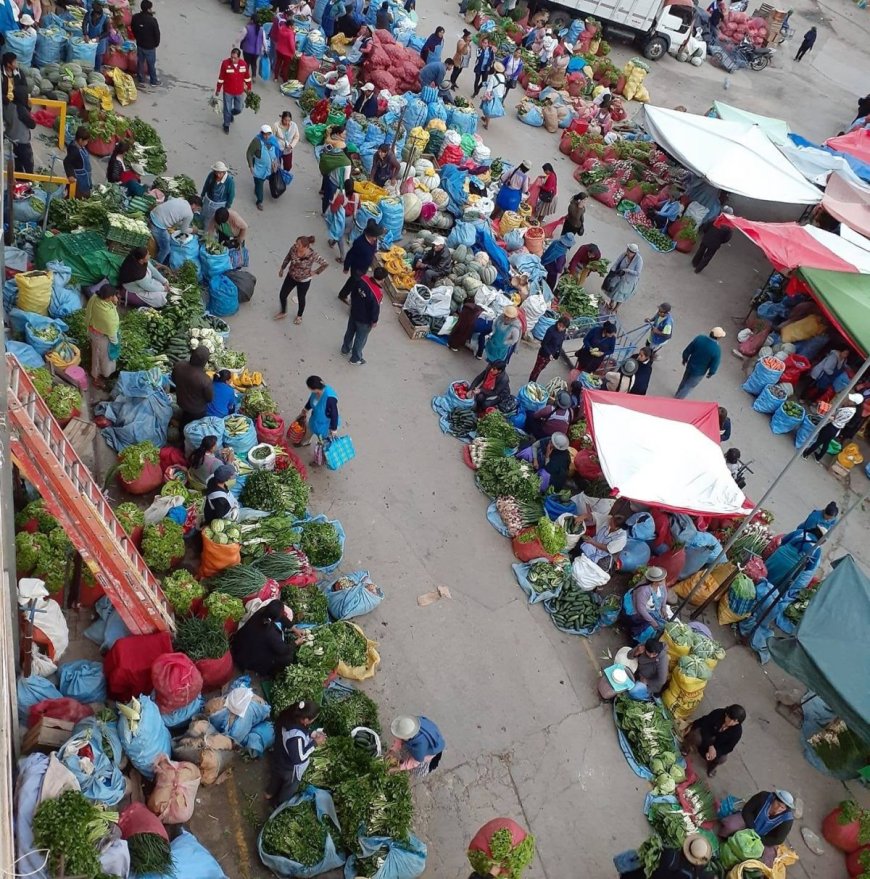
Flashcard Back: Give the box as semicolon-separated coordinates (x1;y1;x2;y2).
129;0;870;875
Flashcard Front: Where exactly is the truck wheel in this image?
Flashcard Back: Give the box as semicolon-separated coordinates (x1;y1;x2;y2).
642;35;668;60
547;9;571;28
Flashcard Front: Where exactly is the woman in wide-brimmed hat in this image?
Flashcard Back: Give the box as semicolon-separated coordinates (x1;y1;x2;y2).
480;60;507;129
387;715;445;778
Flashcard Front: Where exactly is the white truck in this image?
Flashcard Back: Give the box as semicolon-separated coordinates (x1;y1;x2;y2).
542;0;697;60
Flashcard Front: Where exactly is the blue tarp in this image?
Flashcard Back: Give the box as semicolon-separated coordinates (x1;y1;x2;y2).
95;369;173;452
789;133;870;183
438;163;469;217
474;225;510;286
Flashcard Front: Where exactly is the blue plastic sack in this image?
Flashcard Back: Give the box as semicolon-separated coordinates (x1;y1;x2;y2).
752;384;785;414
757;300;787;321
519;105;544;127
66;36;98;66
532;310;557;341
343;834;427;879
46;260;82;317
513;558;566;604
168;830;229;879
678;533;724;579
5;339;44;368
485;501;511;537
169;232;202;277
543;495;576;521
35;27;67;66
58;659;106;703
208;676;271;748
617;539;651;573
296;516;346;577
345;116;365;148
379;197;404;246
446;106;478;135
517;382;547;413
425;100;447;125
771;400;803;435
446;220;476;248
183;415;226;456
246;719;275;756
83;595;131;651
200;248;233;280
117;694;172;780
73;715;124;765
17;675;62;723
223;413;257;457
259;54;271;79
258;789;346;878
447;380;475;410
5;30;36;65
161;695;205;729
3;279;17;311
626;511;655;542
325;570;384;620
742;358;783;394
420;85;437;103
59;722;126;806
208;273;240;317
503;228;525;252
794;413;820;448
22;312;69;356
14;755;51;879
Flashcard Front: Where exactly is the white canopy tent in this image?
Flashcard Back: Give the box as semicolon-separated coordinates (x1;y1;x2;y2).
641;106;823;205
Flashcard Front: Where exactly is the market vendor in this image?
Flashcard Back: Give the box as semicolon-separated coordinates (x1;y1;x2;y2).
567;241;601;277
414;236;453;287
806;348;849;399
682;704;745;777
784;503;838;541
106;140;145;196
437;79;455;106
721;790;795;862
541;232;575;291
149;195;202;264
200;160;236;228
518;432;572;492
469;360;510;412
85;283;120;390
585;93;614;134
353;82;379;119
484;306;522;364
387;715;445;777
345;24;373;63
575;321;616;372
619;565;669;643
188;435;232;487
231;598;298;677
573;509;628;569
266;700;325;804
801;395;861;461
626;638;669;701
620;834;716;879
370;142;400;188
526;390;575;440
207;370;239;418
323;64;351;101
604;358;638;393
562;192;587;237
118;246;170;308
203;464;240;523
764;524;826;608
172;344;214;424
63;125;93;199
208;206;248;248
491;161;530;220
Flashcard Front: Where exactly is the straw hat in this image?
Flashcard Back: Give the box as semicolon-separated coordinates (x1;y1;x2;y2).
493;61;505;73
390;715;421;740
711;327;727;339
212;161;229;172
551;432;569;450
682;834;713;866
503;305;518;319
645;566;667;582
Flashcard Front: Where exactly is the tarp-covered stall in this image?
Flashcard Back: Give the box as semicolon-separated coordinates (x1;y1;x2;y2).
788;133;870;184
825;129;870;166
795;267;870;356
717;215;870;273
769;555;870;743
641;106;822;204
821;172;870;239
582;390;751;516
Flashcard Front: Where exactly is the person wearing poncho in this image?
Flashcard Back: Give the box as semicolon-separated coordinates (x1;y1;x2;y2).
540;232;575;290
231;599;296;677
85;284;120;388
619;566;668;643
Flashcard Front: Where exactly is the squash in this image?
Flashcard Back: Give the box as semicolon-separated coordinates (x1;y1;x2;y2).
401;192;423;223
463;276;483;294
453;244;469;262
474;252;491;266
480;265;498;285
430;187;448;208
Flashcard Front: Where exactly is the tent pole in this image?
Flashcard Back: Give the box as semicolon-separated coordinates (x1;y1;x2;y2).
746;491;867;637
674;351;870;617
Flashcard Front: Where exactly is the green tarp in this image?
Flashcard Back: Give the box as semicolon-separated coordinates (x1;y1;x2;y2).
35;231;123;286
712;102;790;147
797;267;870;357
769;556;870;742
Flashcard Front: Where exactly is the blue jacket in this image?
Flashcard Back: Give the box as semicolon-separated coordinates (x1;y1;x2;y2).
539;323;566;359
419;60;446;86
404;716;445;761
343;233;378;274
206;381;238;417
582;325;616;357
682;334;721;378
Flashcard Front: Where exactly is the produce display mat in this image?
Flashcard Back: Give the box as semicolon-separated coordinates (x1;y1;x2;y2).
612;701;686;781
621;212;677;253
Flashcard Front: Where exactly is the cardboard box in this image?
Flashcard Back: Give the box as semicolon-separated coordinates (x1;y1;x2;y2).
399;310;428;340
22;717;75;754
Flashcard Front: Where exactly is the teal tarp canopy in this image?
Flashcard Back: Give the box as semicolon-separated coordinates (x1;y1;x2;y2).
769;556;870;742
712;102;790;146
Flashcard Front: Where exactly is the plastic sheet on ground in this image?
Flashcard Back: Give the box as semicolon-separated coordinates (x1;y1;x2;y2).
95;369;173;452
486;501;511;537
343;833;427;879
324;570;384;620
612;701;686;780
513;559;567;605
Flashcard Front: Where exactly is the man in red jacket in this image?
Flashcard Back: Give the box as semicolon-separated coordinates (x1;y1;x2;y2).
214;48;252;134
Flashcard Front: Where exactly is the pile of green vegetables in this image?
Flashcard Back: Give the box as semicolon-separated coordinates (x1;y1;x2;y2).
467;828;536;879
141;520;184;572
296;625;341;676
270;664;330;713
153;174;198;200
161;569;205;614
476;412;519;447
525;560;569;595
204;591;245;624
25;367;53;398
518;516;567;555
241;469;309;518
243;386;277;418
252;550;301;581
554;276;599;319
15;531;50;574
676;654;713;682
299;520;342;568
280;583;328;624
447;407;477;438
239;515;302;561
319;687;381;737
114;502;144;535
261;798;329;867
477;458;540;504
614;695;679;776
127;832;172;876
117;441;160;483
332;620;368;667
545;586;600;631
46;384;82;421
174;615;229;660
202;518;241;545
128;117;168;174
15;498;58;531
32;791;118;879
206;563;267;598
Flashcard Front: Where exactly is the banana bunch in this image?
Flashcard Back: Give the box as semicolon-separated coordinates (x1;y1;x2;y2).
117;696;142;733
382;255;409;276
229;369;263;389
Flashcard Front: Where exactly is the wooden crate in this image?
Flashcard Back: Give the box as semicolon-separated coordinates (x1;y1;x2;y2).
398;309;428;340
385;276;408;305
22;717;75;754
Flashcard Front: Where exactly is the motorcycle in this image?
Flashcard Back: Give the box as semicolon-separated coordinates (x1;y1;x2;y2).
735;34;775;70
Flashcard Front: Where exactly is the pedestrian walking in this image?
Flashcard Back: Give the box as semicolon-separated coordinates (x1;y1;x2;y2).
326;179;358;261
420;26;445;63
502;46;524;93
451;28;472;88
645;302;673;349
341;267;384;365
674;327;726;398
529;315;569;382
131;0;161;85
472;36;495;97
795;26;816;61
387;715;445;777
693;208;733;273
238;15;267;78
215;48;252;134
338;220;383;302
602;244;643;313
200;161;236;228
273;110;299;171
296;376;339;454
274;235;328;324
246;124;282;211
2;53;35;174
801;394;862;460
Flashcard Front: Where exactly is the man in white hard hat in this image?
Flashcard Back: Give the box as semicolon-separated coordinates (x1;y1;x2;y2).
246;124;283;210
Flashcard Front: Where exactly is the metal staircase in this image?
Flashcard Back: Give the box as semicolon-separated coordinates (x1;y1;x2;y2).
5;354;174;634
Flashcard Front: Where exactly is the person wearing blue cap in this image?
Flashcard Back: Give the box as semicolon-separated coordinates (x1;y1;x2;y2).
727;789;795;861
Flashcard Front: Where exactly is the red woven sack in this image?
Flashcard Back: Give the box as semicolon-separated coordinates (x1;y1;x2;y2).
151;652;203;713
574;449;603;480
256;413;285;445
117;461;163;495
118;802;169;842
28;697;93;727
160;446;187;473
104;632;173;701
469;818;529;858
195;651;235;692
